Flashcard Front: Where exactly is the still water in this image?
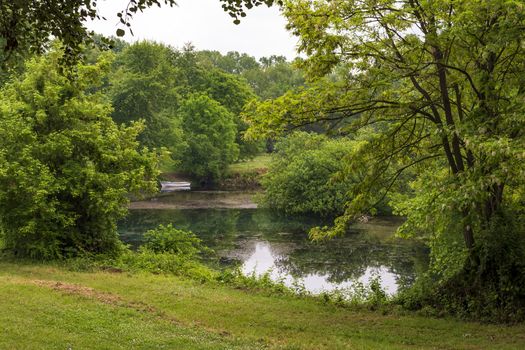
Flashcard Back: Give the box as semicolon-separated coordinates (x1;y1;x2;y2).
120;193;428;295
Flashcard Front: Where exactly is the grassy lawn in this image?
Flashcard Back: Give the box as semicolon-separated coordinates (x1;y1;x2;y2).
228;154;272;174
1;261;524;349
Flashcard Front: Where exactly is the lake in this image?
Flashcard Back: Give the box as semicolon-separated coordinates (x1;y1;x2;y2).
120;191;428;295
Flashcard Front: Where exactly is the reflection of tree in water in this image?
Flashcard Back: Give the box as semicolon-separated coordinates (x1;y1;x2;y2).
119;209;240;252
119;208;429;286
387;243;430;287
237;210;428;286
247;209;326;241
274;231;428;285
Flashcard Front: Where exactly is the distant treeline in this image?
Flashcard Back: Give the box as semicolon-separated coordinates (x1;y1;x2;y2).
83;38;305;181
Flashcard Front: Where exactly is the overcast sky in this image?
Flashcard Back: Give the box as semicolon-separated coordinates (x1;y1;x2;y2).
86;0;299;60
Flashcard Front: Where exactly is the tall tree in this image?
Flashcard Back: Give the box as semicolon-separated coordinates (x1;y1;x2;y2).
245;0;525;319
178;94;239;182
174;46;261;159
110;41;184;155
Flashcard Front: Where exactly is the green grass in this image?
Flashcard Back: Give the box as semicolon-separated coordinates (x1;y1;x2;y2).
158;154;271;183
0;277;255;350
228;154;272;174
1;261;524;349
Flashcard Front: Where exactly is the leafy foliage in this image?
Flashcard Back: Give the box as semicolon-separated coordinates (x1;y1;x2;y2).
178;94;239;181
244;0;525;319
110;41;186;157
142;224;208;258
261;132;364;217
0;48;159;259
120;224;215;281
245;56;305;100
109;42;263;172
197;50;306;155
177;47;262;159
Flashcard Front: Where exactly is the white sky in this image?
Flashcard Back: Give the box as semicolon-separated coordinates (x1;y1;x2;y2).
86;0;299;60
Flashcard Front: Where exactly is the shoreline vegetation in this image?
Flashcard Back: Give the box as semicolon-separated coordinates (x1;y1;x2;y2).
0;217;520;349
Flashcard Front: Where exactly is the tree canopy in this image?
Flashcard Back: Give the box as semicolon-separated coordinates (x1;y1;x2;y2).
110;41;183;153
244;0;525;320
178;94;239;181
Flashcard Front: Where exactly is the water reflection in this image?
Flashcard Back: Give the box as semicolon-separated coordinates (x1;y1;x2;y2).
239;242;398;293
239;241;413;294
119;208;428;294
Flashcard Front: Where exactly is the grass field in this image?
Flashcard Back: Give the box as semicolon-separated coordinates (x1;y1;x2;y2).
1;261;524;349
228;154;272;174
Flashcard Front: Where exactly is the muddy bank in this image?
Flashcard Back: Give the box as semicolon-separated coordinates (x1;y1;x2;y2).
130;191;258;210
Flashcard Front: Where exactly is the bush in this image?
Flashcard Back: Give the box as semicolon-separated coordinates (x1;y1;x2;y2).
0;48;159;259
65;224;216;282
133;224;214;280
142;224;209;258
396;212;525;322
260;132;360;217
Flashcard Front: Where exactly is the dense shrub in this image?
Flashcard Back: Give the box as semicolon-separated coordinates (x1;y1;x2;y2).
0;48;159;259
396;212;525;322
142;224;209;258
67;224;216;281
260;132;360;217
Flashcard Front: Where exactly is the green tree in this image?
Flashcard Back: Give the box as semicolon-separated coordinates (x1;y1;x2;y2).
197;50;260;75
174;46;262;159
178;94;239;181
0;48;159;259
261;132;364;217
197;51;305;101
233;56;304;102
245;0;525;319
110;41;185;157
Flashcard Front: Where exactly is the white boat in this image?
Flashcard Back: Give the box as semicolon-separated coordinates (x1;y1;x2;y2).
160;181;191;192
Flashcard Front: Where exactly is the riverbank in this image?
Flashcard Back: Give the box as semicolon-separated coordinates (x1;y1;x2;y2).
1;261;524;349
130;191;258;209
159;154;270;192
